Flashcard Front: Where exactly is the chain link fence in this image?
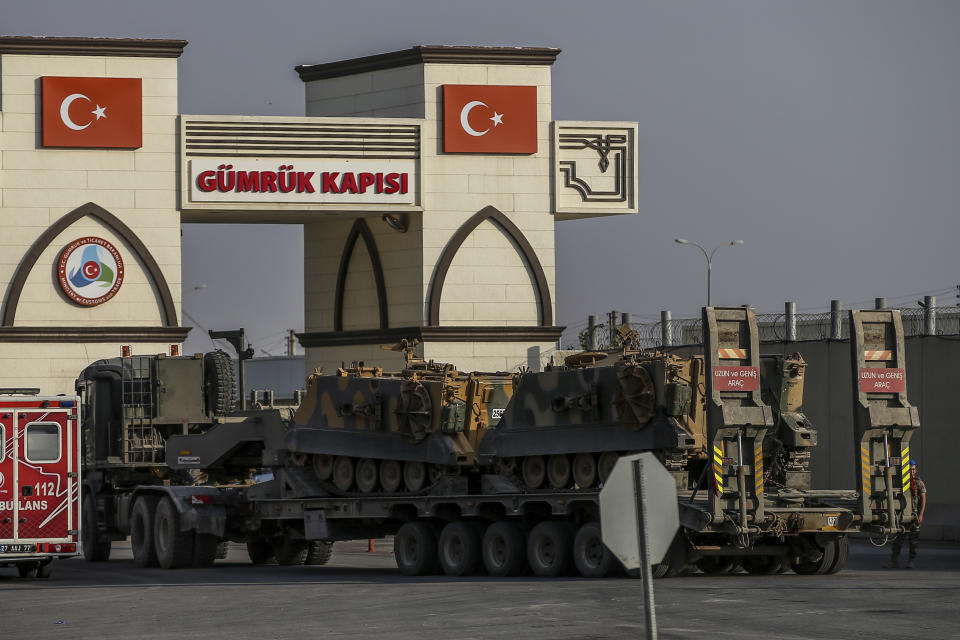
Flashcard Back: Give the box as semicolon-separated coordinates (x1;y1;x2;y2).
572;306;960;351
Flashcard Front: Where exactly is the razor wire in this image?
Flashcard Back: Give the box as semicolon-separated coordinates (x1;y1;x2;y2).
569;306;960;351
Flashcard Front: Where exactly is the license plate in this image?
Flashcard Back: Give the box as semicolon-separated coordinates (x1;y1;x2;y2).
0;544;35;554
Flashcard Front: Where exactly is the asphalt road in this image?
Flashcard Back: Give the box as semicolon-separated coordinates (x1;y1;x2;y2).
1;539;958;640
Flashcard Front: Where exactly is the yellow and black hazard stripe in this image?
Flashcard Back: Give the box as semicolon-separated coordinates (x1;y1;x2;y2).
754;443;764;496
713;443;724;497
901;446;911;495
860;445;871;494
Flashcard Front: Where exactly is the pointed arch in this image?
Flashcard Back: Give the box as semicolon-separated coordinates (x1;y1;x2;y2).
334;218;389;331
428;206;552;327
2;202;178;327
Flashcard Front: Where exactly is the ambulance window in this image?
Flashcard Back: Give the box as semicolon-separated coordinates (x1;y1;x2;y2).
25;423;61;463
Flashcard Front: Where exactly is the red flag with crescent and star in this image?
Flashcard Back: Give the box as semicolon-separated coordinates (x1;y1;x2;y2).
42;76;142;148
443;85;537;153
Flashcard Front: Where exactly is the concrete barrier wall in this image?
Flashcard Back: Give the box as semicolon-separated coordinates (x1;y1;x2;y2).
760;336;959;541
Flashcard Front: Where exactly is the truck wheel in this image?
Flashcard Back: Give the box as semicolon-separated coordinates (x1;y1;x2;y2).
826;535;849;574
131;495;160;568
305;540;334;565
438;521;482;576
394;521;439;576
573;522;617;578
154;497;195;569
695;556;736;575
527;521;575;577
246;538;275;565
741;555;784;575
193;534;220;568
36;558;54;579
82;494;111;562
482;521;526;577
17;562;39;578
204;349;237;416
791;537;837;575
274;539;309;565
215;541;230;560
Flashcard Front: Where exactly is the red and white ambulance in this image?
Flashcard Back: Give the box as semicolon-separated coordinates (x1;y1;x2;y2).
0;389;81;578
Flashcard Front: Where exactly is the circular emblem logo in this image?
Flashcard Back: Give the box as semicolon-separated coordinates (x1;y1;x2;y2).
57;236;124;306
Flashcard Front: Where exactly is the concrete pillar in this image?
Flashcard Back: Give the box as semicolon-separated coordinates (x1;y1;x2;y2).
924;295;936;336
661;310;672;347
875;297;887;309
830;300;843;340
785;301;796;342
587;315;599;350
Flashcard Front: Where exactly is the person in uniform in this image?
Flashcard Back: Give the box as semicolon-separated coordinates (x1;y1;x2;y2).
884;460;927;569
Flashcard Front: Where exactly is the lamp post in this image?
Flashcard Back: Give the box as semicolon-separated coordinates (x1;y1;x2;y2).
674;238;744;307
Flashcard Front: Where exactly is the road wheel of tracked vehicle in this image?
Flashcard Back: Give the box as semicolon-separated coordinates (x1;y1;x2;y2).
598;452;619;484
403;461;426;492
826;535;849;575
395;521;439;576
547;454;571;489
438;521;482;577
695;556;737;575
522;456;546;489
332;456;355;491
246;537;275;565
527;521;575;577
741;555;785;575
81;494;111;562
482;521;527;577
572;453;597;489
312;454;334;481
274;538;309;566
305;540;334;565
496;457;517;476
203;349;237;416
193;534;220;568
792;536;838;575
356;458;379;493
130;495;160;568
573;522;618;578
154;497;194;569
379;460;402;493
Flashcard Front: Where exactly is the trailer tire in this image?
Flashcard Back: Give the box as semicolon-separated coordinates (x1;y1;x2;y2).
695;556;736;575
573;522;617;578
741;555;784;575
305;540;334;566
204;350;237;416
438;521;482;577
791;537;837;575
154;497;194;569
193;534;220;568
482;521;526;577
274;539;309;566
81;494;111;562
246;538;275;565
395;521;439;576
527;521;575;577
825;535;849;575
17;562;39;578
130;495;160;568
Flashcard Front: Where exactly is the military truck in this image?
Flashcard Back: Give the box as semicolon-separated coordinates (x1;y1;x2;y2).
75;307;916;577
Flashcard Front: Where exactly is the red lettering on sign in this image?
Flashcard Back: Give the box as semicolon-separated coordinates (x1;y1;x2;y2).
322;172;340;193
197;171;216;192
340;172;358;194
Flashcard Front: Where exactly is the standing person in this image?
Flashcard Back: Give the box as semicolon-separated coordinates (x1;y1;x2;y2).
884;460;927;569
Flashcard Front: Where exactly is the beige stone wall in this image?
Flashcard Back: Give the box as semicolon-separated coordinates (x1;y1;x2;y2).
304;65;425;118
0;341;177;395
0;53;182;395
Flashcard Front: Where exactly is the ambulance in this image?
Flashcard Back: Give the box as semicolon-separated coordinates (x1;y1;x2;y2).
0;389;81;578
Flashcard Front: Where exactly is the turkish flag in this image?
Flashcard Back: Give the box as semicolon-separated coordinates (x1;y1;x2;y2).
42;77;142;148
443;85;537;153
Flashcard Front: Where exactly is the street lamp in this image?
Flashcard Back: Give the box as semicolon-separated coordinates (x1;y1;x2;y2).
674;238;744;307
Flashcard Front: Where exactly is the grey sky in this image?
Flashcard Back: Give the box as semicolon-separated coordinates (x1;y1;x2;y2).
5;1;959;355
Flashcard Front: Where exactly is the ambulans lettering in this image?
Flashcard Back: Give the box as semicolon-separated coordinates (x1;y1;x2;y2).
0;500;49;511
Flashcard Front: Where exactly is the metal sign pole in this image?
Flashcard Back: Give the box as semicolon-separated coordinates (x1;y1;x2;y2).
633;457;658;640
